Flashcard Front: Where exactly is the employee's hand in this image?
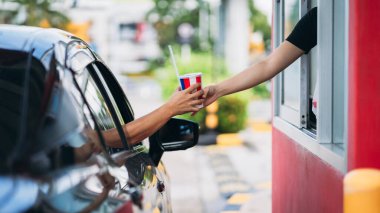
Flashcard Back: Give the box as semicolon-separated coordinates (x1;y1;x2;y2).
202;85;219;107
166;83;204;116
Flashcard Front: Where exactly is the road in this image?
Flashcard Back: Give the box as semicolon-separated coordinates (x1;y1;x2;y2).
117;75;272;213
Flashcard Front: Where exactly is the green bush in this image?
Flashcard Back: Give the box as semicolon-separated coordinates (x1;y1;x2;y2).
251;81;271;99
216;94;248;133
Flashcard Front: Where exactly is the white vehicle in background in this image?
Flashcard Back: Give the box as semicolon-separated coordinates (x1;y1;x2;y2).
108;18;162;74
67;0;162;74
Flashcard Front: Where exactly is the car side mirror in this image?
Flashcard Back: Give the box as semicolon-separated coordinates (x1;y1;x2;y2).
149;118;199;166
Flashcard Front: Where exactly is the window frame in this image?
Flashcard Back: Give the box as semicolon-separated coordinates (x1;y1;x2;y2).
88;62;144;150
92;62;135;125
84;64;130;150
277;0;309;129
273;0;348;173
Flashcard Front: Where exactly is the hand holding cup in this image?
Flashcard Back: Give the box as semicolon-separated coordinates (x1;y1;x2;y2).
166;83;204;116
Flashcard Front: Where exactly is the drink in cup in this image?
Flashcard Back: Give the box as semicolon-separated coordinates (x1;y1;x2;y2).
167;45;203;108
179;73;203;108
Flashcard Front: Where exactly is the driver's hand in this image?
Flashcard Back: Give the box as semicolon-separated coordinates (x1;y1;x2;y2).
166;83;204;116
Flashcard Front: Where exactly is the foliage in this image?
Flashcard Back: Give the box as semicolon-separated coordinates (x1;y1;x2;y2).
248;0;271;49
0;0;69;29
147;0;205;50
216;94;248;133
252;81;271;99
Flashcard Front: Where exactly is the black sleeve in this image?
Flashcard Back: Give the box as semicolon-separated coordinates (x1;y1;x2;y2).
286;7;317;54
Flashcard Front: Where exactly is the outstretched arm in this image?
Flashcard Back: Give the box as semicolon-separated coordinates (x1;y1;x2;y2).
203;41;304;106
103;83;203;147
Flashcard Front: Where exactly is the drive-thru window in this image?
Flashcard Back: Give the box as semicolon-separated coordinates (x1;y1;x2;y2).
272;0;347;172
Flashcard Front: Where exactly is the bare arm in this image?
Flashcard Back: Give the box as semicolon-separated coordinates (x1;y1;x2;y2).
103;83;203;147
203;41;304;106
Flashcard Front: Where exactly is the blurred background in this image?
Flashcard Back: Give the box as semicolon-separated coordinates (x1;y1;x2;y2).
0;0;273;212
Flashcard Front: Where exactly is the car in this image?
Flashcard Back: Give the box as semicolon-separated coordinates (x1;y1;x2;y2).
0;25;198;213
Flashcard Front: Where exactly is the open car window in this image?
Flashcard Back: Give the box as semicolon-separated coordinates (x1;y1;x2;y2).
84;74;117;130
88;63;142;151
88;63;146;151
91;62;134;124
72;66;129;153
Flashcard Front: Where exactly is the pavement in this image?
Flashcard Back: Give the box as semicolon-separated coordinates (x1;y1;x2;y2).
117;75;272;213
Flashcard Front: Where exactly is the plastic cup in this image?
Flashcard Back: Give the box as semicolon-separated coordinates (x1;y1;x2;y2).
178;73;203;108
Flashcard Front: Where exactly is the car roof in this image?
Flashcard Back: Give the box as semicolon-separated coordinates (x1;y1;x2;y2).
0;25;99;73
0;25;77;59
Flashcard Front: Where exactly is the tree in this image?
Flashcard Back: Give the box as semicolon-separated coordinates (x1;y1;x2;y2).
147;0;202;50
0;0;69;29
248;0;271;49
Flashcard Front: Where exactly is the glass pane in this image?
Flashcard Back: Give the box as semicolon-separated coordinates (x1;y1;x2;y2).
85;74;117;131
283;60;301;110
283;0;300;110
332;0;346;143
0;51;46;171
284;0;299;38
311;0;318;8
79;67;127;152
310;48;317;97
92;65;125;125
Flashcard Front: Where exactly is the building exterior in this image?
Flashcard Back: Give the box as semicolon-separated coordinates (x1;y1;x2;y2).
271;0;380;212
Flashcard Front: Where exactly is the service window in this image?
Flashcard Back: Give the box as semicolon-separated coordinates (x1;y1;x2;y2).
278;0;308;128
307;0;318;133
273;0;347;171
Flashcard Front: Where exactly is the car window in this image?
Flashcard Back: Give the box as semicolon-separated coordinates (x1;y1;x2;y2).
0;49;46;172
88;63;145;150
88;63;139;152
72;68;118;131
92;62;135;124
85;75;117;130
72;67;129;153
89;65;125;125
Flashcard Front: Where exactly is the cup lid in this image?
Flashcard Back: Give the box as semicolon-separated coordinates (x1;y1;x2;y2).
179;72;202;78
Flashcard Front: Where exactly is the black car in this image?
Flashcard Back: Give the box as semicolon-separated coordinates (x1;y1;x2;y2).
0;25;198;213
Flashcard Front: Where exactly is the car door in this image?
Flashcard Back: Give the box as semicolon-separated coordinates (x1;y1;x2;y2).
84;62;172;213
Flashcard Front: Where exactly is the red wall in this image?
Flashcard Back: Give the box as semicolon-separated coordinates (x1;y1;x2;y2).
348;0;380;170
272;129;344;213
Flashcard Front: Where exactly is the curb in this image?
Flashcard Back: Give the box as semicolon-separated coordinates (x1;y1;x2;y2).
250;120;272;132
216;134;243;146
